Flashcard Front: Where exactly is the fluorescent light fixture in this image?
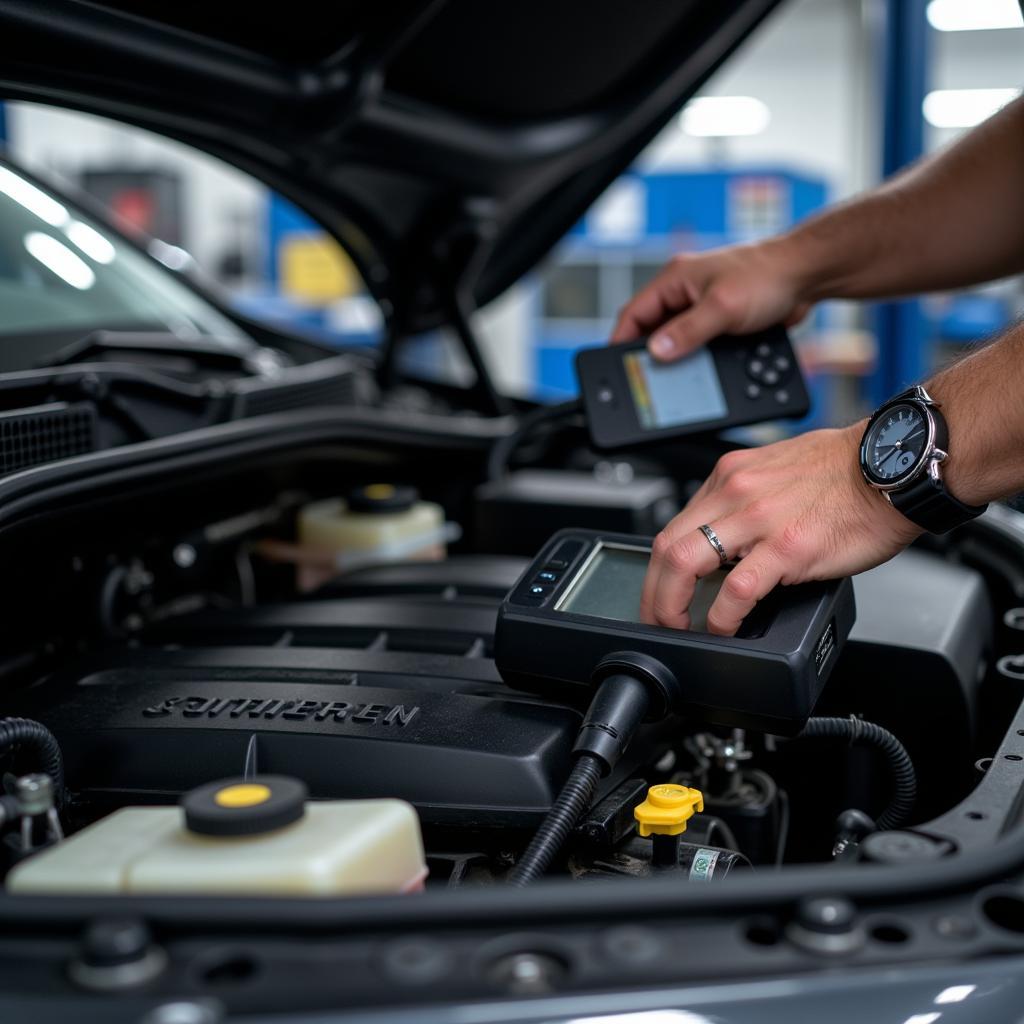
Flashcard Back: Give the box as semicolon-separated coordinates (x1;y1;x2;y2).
927;0;1022;31
902;1014;941;1024
923;87;1021;127
681;96;771;137
149;239;193;272
64;220;116;265
569;1013;712;1024
0;166;69;227
25;231;96;290
935;985;976;1005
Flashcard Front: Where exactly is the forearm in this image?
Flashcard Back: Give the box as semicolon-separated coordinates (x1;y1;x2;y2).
924;323;1024;506
780;96;1024;303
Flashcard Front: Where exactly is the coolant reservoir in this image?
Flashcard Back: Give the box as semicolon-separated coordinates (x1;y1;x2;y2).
295;484;450;590
8;776;427;897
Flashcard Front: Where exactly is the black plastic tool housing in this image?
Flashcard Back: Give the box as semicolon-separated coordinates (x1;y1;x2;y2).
495;529;856;735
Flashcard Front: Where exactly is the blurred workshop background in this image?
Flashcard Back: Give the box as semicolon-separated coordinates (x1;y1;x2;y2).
1;0;1021;428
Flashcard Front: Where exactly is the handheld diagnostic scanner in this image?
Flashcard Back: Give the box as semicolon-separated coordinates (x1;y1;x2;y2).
495;529;855;885
494;529;856;738
575;328;810;450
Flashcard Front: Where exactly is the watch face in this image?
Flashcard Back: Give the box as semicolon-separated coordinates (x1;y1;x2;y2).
863;402;929;484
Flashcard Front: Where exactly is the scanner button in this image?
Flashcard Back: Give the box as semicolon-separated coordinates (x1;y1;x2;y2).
745;383;762;400
536;570;559;583
775;389;790;404
543;559;568;570
527;584;553;599
773;354;791;373
746;358;765;380
755;342;772;358
762;368;780;386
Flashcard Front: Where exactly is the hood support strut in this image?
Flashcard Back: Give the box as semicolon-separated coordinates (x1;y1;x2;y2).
379;205;510;417
378;281;508;418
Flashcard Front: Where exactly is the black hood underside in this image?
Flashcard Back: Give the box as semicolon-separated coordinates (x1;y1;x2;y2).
0;0;782;331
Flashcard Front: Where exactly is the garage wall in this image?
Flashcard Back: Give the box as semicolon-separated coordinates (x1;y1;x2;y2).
929;17;1024;152
640;0;874;200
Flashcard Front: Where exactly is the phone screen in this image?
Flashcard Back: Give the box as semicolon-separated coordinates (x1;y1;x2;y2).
623;348;728;429
557;543;726;632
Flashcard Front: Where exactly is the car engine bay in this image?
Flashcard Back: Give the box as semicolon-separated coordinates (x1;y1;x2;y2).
1;406;1023;900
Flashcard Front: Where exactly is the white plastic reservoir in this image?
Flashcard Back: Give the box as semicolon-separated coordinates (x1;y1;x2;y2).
294;483;452;589
9;777;427;898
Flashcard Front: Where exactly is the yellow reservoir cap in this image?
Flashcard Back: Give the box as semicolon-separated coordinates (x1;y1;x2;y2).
214;784;273;809
634;784;704;837
363;484;397;500
185;775;307;837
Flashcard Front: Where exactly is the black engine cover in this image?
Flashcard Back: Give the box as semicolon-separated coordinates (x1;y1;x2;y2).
21;559;668;829
16;647;599;829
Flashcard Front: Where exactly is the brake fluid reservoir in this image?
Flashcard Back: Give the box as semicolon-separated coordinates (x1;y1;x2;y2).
8;776;427;897
296;484;451;590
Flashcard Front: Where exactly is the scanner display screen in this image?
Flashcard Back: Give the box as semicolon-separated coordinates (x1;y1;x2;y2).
557;543;726;632
624;349;728;429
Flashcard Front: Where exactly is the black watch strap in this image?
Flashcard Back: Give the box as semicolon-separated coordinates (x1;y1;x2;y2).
889;473;987;534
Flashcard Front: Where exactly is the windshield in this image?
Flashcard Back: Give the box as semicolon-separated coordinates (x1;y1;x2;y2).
0;160;249;372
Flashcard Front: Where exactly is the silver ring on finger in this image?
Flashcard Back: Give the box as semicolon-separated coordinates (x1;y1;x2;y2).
698;523;729;566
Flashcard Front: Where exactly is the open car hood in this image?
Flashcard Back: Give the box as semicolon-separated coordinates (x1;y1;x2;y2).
0;0;781;332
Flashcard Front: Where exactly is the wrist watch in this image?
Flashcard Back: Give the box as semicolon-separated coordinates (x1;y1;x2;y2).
858;384;987;534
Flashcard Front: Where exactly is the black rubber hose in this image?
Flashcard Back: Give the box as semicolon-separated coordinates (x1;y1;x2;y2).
507;754;603;886
0;718;64;809
798;716;916;831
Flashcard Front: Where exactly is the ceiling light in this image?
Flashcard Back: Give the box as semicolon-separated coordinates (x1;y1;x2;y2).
24;231;96;289
0;166;68;227
923;87;1021;127
927;0;1022;31
64;220;116;264
934;986;976;1005
149;239;193;272
569;1013;712;1024
681;96;771;137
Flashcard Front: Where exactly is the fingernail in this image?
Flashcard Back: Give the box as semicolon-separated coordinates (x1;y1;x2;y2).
649;333;675;359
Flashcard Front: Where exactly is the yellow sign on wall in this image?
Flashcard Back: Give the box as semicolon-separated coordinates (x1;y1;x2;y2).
279;234;359;304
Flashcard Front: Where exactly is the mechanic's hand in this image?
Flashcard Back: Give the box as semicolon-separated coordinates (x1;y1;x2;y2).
611;238;813;362
642;424;921;636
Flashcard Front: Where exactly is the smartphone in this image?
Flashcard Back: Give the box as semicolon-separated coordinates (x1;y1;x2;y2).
575;326;809;449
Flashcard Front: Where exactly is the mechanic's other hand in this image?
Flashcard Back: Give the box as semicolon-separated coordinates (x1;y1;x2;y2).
611;238;813;362
641;425;921;636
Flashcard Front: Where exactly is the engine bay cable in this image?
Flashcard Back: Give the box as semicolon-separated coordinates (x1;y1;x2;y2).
508;672;651;885
0;718;65;810
486;398;583;482
797;716;916;831
508;754;604;885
